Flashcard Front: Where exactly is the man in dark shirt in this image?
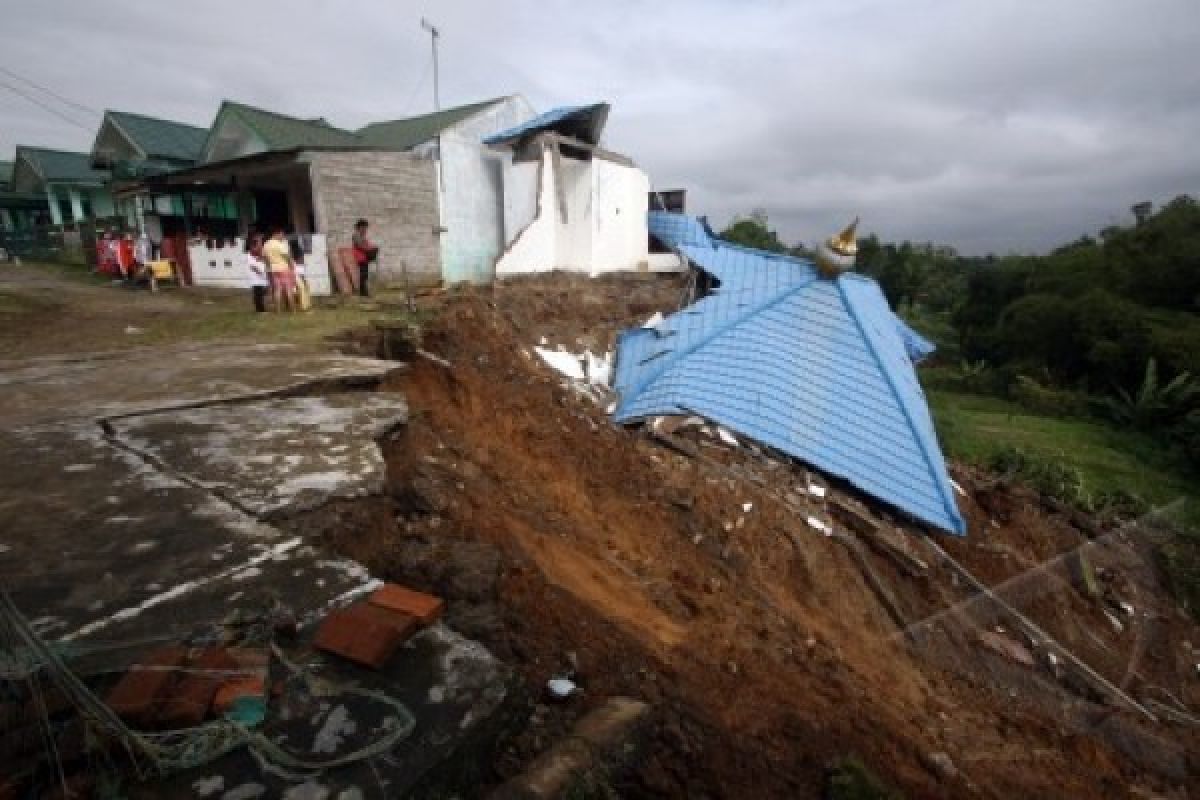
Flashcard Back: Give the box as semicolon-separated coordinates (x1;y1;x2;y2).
351;218;377;297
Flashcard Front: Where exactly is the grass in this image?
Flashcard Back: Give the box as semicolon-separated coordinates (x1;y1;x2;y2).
927;388;1200;525
127;303;391;347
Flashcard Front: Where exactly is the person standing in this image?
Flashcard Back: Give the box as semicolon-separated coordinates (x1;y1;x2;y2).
245;234;269;312
351;218;377;298
262;227;296;312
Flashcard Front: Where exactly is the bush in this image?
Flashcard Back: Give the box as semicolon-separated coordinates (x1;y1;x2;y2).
988;446;1090;509
1009;374;1090;417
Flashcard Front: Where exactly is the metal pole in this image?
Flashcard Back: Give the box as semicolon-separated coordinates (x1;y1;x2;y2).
421;18;440;111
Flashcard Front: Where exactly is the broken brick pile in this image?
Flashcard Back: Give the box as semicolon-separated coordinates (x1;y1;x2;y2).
313;583;444;669
104;645;268;730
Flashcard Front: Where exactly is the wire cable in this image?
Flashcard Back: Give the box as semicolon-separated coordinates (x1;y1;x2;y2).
0;64;100;117
0;79;93;130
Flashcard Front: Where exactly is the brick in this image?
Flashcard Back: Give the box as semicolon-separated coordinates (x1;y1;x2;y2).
104;646;187;726
225;647;270;672
313;601;418;669
368;583;444;625
213;676;267;715
157;648;238;729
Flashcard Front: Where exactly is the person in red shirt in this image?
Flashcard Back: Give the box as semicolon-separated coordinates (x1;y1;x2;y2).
117;233;136;281
351;218;378;298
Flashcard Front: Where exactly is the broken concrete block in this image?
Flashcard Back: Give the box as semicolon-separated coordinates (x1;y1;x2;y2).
368;583;444;625
104;645;188;726
314;602;418;669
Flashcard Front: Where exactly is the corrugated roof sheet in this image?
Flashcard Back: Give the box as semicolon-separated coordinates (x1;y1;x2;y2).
219;101;363;151
483;103;610;146
358;97;506;149
15;147;110;186
615;212;964;535
107;111;208;163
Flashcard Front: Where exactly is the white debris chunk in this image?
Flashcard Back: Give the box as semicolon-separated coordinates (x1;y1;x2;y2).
807;516;832;536
716;426;739;447
807;484;827;499
949;479;967;497
742;502;753;513
642;312;664;329
585;351;613;388
534;347;587;381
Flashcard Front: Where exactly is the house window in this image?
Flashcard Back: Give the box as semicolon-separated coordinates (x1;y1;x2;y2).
55;188;73;224
80;191;94;220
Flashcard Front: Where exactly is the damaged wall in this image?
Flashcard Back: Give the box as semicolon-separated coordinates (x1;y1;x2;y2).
308;150;441;286
495;146;649;277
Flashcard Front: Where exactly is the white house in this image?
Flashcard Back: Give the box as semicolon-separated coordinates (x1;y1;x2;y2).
485;104;652;277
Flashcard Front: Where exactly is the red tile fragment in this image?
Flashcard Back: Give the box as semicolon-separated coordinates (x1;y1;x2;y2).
157;648;239;729
213;676;267;714
368;583;444;625
103;646;187;726
313;601;418;669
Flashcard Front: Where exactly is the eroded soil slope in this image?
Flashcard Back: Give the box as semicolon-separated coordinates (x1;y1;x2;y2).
315;275;1199;798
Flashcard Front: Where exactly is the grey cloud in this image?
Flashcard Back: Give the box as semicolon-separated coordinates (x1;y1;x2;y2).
1;0;1197;254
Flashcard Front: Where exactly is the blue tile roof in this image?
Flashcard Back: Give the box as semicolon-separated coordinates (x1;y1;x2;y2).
616;213;964;535
483;103;610;146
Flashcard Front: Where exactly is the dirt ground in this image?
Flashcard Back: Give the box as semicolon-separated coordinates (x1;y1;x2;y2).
4;264;1198;798
318;274;1200;799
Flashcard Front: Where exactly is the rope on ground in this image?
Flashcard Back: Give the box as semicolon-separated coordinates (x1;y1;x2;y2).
1;591;418;780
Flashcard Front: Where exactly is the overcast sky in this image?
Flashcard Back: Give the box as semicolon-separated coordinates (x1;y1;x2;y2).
1;0;1197;253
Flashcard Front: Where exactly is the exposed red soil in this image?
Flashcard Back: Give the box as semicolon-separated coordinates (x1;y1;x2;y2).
318;274;1200;798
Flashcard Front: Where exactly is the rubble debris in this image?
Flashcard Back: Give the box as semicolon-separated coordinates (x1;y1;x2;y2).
1067;550;1101;599
546;677;579;700
614;212;965;535
104;645;188;726
492;697;649;800
368;583;445;625
158;648;240;728
921;751;959;782
313;601;418;670
977;631;1036;668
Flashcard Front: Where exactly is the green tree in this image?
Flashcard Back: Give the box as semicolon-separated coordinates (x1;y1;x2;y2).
719;209;787;254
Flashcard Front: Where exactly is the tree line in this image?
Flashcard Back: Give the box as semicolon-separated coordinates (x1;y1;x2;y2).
718;197;1200;469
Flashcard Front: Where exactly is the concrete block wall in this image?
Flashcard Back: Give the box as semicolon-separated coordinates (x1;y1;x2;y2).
308;151;441;286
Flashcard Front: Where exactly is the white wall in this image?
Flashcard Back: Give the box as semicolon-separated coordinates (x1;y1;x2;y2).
557;157;592;271
438;95;537;284
502;159;540;243
495;148;556;277
495;147;650;277
590;158;649;274
187;234;331;295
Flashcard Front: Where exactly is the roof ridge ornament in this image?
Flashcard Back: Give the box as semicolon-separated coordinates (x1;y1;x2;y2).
815;217;859;278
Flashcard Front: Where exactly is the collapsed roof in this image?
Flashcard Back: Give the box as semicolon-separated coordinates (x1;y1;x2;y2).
483;103;610;147
613;212;965;535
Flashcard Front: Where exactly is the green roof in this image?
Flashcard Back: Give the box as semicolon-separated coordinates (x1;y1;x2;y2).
15;147;110;186
107;111;208;163
358;97;506;149
212;101;363;153
0;161;12;188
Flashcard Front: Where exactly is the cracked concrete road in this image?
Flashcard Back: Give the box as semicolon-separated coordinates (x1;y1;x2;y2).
0;263;518;799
